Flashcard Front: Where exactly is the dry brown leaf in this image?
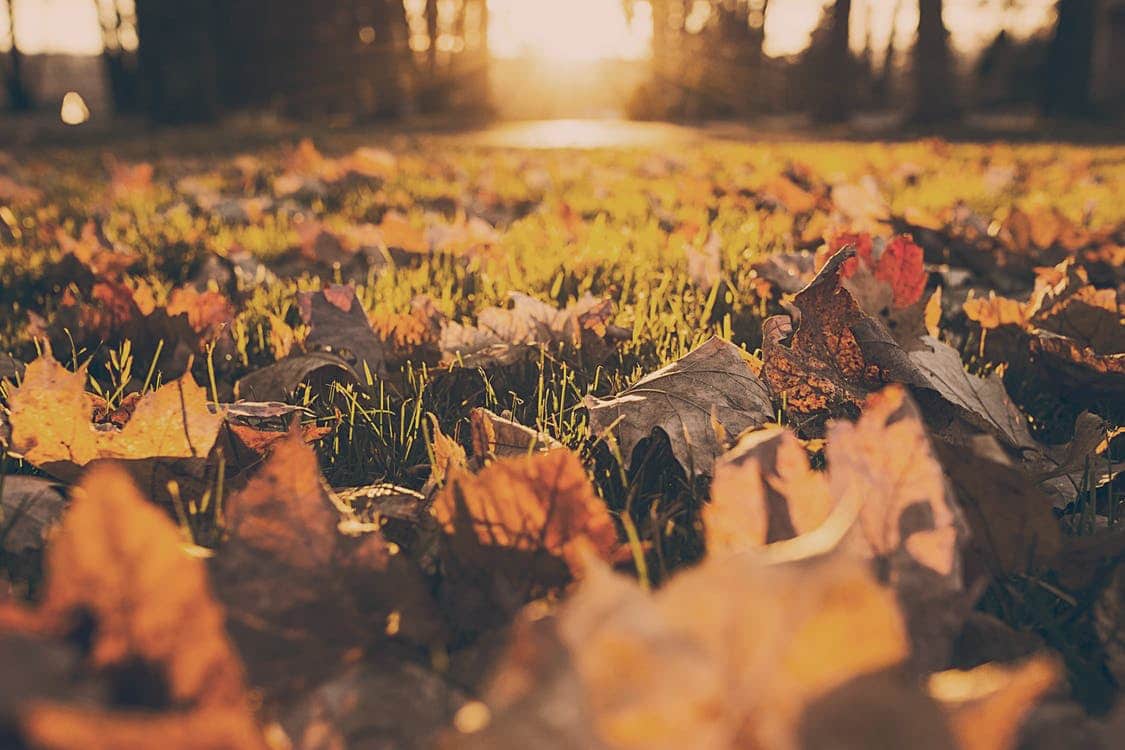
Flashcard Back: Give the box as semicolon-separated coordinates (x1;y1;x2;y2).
298;284;390;378
585;336;772;477
213;429;388;607
964;260;1124;400
908;336;1036;452
432;448;617;576
762;248;900;418
934;440;1062;576
469;408;562;461
209;430;443;703
5;353;224;481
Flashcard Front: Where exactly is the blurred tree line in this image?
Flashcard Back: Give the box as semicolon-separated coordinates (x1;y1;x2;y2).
627;0;1118;121
1;0;1120;123
2;0;490;122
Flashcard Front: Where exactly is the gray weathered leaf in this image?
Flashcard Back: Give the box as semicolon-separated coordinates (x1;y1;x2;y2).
0;476;67;554
299;284;389;377
584;337;772;477
234;351;357;401
908;336;1035;451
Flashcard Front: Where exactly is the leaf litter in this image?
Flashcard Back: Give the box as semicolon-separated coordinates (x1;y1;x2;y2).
1;136;1123;749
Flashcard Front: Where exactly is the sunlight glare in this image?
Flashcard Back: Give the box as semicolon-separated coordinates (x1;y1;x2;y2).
489;0;651;61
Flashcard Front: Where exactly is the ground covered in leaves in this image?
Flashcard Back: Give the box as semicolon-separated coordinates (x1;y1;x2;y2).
0;134;1123;749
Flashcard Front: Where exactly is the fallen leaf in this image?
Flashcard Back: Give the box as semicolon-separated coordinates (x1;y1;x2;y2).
440;293;628;369
705;426;831;549
762;248;900;419
934;440;1062;576
298;284;390;378
234;351;357;402
0;464;267;749
0;476;67;556
5;352;224;482
908;337;1036;452
469;408;562;461
432;448;617;576
585;336;772;477
462;552;909;750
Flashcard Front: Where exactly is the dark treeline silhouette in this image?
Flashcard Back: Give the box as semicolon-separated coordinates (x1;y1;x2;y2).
629;0;1121;123
1;0;1122;123
2;0;32;111
130;0;489;123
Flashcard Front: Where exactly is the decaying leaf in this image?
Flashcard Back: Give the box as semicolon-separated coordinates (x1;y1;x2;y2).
762;248;901;419
584;336;772;477
4;352;224;482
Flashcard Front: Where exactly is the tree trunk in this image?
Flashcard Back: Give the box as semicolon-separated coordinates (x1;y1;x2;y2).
135;0;221;123
3;0;33;111
875;0;902;107
1043;0;1097;116
812;0;853;122
912;0;959;122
